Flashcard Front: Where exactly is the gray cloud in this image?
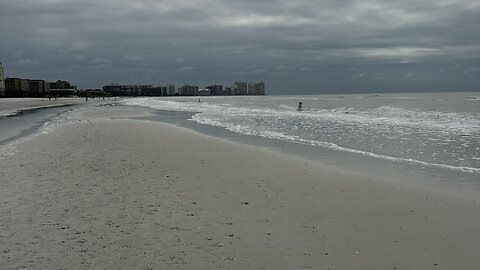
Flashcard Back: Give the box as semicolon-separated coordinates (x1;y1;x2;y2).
0;0;479;93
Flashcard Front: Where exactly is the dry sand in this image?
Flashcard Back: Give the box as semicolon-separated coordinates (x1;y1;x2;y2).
0;105;479;269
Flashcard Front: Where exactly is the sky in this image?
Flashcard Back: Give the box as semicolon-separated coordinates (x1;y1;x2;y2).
0;0;479;94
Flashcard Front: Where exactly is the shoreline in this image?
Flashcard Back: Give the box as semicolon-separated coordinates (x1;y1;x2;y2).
2;99;479;197
121;93;480;185
1;104;479;269
1;103;82;119
0;97;87;118
131;106;480;199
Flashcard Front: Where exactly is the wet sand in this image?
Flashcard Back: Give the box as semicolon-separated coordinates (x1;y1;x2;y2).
0;98;87;117
0;105;479;269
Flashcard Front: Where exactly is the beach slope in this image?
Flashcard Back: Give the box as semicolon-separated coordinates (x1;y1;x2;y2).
0;106;479;269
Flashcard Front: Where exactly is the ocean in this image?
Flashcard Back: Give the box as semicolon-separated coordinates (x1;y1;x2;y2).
122;91;480;192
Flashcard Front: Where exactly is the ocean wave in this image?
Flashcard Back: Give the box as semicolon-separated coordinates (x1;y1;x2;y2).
192;115;480;174
308;105;480;134
122;98;480;136
122;97;480;173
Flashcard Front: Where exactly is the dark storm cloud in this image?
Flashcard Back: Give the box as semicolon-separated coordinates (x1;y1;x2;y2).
0;0;479;93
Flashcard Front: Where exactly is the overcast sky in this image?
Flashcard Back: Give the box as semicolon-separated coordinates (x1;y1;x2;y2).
1;0;479;94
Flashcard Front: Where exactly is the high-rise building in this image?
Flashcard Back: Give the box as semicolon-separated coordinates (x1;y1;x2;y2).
254;81;265;95
178;85;198;96
0;63;5;97
167;84;176;96
234;81;247;95
206;84;223;95
247;82;255;95
225;86;234;95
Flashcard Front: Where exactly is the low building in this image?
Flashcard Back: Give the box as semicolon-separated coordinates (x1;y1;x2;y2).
49;80;75;90
49;88;76;97
28;80;48;97
81;89;108;97
4;78;28;97
197;88;210;96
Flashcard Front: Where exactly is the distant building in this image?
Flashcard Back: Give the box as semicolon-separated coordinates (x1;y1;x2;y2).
101;81;264;97
225;86;234;96
178;85;198;96
139;85;160;96
0;67;76;98
247;82;255;95
82;89;107;98
27;80;48;97
48;79;77;97
197;88;210;96
232;81;265;95
103;84;176;96
5;78;28;97
0;63;5;97
206;84;223;95
254;81;265;95
49;80;75;90
103;84;135;96
234;81;247;95
167;84;176;96
161;86;168;96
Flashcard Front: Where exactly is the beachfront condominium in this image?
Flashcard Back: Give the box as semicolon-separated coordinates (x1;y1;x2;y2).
254;81;265;95
4;78;50;97
167;84;176;96
0;63;5;97
206;84;223;95
4;78;28;97
178;85;199;96
234;81;265;95
234;81;247;95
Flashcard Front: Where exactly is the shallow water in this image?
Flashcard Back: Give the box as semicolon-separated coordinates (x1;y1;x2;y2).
122;92;480;175
0;105;81;145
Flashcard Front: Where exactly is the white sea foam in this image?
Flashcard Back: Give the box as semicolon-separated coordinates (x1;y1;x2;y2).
192;114;480;174
122;96;480;174
125;98;479;133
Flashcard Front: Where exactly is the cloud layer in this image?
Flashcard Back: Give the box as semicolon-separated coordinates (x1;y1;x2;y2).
1;0;479;93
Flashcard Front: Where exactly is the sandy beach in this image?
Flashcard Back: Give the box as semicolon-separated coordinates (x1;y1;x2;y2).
0;104;479;269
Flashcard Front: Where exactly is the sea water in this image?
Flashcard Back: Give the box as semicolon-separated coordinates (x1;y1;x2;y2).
123;92;480;183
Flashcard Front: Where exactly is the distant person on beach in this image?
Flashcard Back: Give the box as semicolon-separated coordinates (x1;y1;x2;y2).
297;101;303;111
